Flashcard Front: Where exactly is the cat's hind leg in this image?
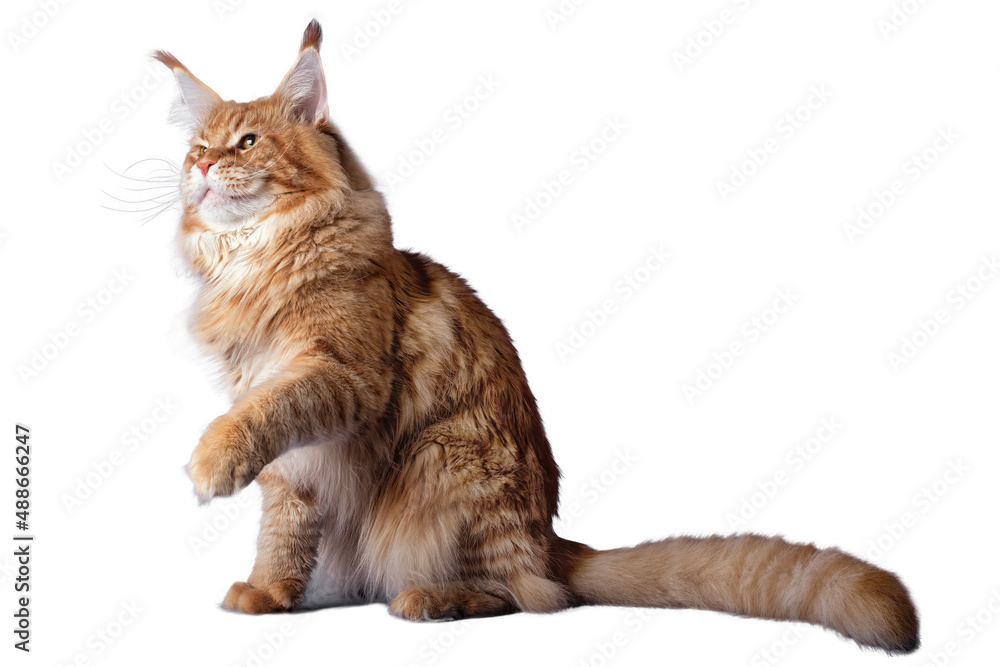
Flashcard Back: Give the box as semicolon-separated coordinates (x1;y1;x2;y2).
388;581;516;621
374;421;571;621
222;469;321;614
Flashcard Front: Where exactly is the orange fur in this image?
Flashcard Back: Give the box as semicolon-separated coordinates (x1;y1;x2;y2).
156;20;919;653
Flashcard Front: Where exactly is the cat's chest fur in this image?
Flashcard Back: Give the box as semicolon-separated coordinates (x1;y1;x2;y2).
186;223;305;397
194;295;301;397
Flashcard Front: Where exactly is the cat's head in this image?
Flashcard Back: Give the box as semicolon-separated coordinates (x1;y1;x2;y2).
154;20;351;229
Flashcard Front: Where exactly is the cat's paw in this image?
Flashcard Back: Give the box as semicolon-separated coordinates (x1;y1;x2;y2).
186;415;259;501
221;581;296;614
389;587;457;622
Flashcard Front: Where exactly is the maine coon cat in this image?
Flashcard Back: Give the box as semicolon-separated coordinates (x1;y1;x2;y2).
154;20;919;653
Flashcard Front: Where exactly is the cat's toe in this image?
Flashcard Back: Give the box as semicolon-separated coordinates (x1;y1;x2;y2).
222;581;252;610
388;588;456;622
187;417;258;501
221;581;288;614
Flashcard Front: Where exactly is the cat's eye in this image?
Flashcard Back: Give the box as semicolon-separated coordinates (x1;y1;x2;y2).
197;146;207;156
239;134;258;150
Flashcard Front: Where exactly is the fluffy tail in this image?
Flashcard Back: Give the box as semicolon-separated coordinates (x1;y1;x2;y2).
564;533;919;653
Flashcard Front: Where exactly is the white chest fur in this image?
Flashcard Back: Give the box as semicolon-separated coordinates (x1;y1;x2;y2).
229;345;296;398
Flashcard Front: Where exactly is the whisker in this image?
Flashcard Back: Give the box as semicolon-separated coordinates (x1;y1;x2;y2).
139;205;181;225
101;155;186;227
118;183;179;192
101;190;179;206
112;175;178;185
122;157;180;174
145;168;181;178
100;202;177;214
138;202;179;225
104;170;179;185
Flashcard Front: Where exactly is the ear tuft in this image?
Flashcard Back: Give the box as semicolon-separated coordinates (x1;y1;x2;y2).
152;50;184;71
151;50;223;131
274;23;330;125
301;19;323;51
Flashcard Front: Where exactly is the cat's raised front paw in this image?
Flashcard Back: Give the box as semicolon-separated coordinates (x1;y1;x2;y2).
186;415;259;501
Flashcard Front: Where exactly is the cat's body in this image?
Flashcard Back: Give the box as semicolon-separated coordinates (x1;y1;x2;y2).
155;21;919;652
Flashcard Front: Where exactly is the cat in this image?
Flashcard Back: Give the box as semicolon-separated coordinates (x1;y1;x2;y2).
154;20;919;653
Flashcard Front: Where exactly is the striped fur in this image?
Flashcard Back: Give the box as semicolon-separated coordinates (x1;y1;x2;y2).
156;20;919;653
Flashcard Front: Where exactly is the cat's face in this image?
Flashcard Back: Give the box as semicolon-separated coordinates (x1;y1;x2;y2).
156;20;334;230
179;102;299;226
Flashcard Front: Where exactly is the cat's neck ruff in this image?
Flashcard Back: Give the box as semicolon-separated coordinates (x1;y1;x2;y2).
182;213;275;284
201;215;269;251
181;195;339;302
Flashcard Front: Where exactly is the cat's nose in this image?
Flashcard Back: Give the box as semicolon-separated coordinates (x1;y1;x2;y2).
196;160;215;177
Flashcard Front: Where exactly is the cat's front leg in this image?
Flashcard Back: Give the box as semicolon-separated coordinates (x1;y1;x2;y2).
186;356;388;501
222;469;321;613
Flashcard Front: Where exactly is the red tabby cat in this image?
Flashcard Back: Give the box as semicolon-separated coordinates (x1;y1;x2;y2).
154;20;918;653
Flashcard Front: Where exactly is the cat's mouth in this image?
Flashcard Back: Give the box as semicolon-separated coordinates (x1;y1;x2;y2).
191;178;247;202
188;180;265;224
201;187;244;205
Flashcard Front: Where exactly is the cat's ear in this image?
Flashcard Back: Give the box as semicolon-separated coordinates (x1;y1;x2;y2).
152;51;223;130
274;19;330;125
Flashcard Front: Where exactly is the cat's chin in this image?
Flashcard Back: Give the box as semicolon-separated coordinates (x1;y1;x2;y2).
196;193;269;228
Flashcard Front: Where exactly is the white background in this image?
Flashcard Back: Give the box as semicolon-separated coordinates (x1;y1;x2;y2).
2;0;998;665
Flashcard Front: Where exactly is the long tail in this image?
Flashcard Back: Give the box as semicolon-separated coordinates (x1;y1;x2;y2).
562;533;919;653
